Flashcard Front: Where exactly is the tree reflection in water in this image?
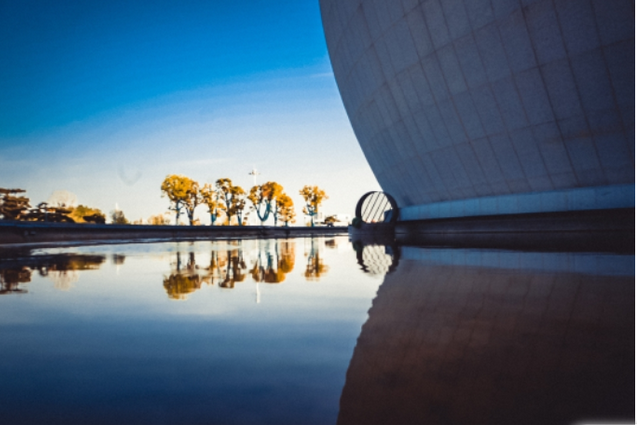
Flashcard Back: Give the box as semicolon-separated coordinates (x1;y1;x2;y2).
112;254;126;265
163;252;202;300
0;267;30;294
162;240;299;300
0;254;106;294
0;238;334;299
251;240;295;284
304;238;328;281
203;243;247;289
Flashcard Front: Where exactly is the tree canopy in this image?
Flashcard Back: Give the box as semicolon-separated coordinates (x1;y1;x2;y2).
0;188;30;220
275;193;295;227
201;183;224;225
148;213;170;225
69;205;105;224
216;179;247;225
299;185;327;227
1;188;109;223
248;181;283;225
183;181;202;226
230;186;247;226
22;202;75;223
158;175;335;227
161;174;200;225
111;209;129;224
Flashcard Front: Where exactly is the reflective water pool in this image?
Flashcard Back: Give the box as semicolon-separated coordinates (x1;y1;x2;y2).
0;237;634;424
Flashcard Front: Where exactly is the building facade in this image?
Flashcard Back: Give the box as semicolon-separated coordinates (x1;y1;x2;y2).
320;0;634;222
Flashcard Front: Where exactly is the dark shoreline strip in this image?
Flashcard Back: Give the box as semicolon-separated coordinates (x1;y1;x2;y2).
0;221;348;248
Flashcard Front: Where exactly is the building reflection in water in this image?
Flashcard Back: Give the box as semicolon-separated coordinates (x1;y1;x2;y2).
338;245;634;425
0;253;107;294
353;241;401;276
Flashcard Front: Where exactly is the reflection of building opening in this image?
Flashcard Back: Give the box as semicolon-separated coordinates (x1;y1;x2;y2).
353;242;400;276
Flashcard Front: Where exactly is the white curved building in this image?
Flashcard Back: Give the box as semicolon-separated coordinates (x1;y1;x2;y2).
320;0;634;222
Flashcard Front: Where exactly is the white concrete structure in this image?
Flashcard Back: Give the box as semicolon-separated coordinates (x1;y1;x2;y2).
320;0;634;221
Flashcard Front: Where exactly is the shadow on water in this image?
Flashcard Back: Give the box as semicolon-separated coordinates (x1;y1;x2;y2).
339;240;635;425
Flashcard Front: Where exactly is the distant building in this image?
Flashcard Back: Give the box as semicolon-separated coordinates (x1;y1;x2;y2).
304;212;351;226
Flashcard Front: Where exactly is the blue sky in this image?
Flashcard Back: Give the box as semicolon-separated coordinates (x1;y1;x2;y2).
0;0;379;223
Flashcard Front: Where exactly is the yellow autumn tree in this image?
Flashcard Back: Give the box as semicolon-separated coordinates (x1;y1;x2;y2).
299;185;327;227
69;205;106;224
148;213;170;225
201;183;225;225
160;175;201;225
248;181;283;225
23;202;75;223
0;188;30;220
110;209;129;224
230;185;247;225
216;179;247;225
275;193;295;227
183;181;202;226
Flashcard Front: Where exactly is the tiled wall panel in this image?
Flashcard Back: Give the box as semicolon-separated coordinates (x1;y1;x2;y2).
321;0;634;217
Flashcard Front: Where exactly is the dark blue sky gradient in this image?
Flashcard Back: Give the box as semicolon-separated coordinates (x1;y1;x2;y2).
0;0;328;137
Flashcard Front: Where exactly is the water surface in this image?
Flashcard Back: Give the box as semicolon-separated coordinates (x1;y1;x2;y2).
0;237;633;424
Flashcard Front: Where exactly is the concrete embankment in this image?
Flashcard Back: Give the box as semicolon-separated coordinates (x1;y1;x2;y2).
0;221;347;247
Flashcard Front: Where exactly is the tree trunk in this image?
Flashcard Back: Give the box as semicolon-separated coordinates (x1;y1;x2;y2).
256;203;270;225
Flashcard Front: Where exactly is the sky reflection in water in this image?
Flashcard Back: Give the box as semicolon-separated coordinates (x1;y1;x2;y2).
0;237;633;425
0;237;381;425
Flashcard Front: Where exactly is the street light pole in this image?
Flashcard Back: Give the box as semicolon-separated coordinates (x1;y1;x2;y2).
248;167;260;187
248;168;261;226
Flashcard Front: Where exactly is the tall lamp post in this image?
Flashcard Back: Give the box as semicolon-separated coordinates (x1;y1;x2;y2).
248;167;260;226
249;167;260;187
